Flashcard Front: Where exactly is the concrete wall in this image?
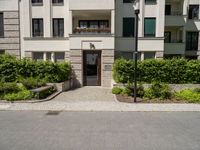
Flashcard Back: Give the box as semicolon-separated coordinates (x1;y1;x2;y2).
0;0;20;57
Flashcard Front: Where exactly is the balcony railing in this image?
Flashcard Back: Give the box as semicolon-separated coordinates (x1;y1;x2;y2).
73;27;111;34
166;11;183;16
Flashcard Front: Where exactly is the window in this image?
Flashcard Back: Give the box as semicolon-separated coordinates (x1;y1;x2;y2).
165;5;171;15
79;20;109;29
185;56;198;60
46;52;51;61
164;54;181;59
123;18;135;37
123;0;134;3
144;52;155;60
0;13;4;37
189;5;199;19
32;0;43;5
32;19;43;37
164;32;171;43
145;0;156;4
144;18;156;37
0;50;5;55
53;18;64;37
186;32;199;50
52;0;63;4
55;52;65;62
33;52;44;61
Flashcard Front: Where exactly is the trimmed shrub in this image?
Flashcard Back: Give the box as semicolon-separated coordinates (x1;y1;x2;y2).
0;54;71;83
113;58;200;84
18;77;46;89
175;89;200;103
0;82;20;94
4;90;33;101
144;82;172;99
112;87;123;95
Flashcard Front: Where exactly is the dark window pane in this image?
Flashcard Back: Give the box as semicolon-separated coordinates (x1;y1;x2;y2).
123;17;135;37
123;0;134;3
0;13;4;37
186;32;199;50
144;18;156;37
52;0;63;4
32;0;43;4
164;32;171;43
53;18;64;37
189;5;199;19
32;19;43;37
165;5;171;15
144;52;155;60
55;52;65;62
0;50;5;55
33;52;44;61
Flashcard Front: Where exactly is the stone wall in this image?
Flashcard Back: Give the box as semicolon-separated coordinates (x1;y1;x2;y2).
0;11;20;57
114;83;200;92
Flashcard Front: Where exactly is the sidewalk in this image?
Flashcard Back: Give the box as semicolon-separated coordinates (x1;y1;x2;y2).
0;87;200;112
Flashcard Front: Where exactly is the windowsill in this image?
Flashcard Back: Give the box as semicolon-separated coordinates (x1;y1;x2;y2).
24;37;68;40
32;3;43;6
52;3;64;6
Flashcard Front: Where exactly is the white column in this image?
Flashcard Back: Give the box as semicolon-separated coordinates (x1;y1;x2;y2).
69;10;73;34
111;10;115;34
51;52;55;62
44;52;47;61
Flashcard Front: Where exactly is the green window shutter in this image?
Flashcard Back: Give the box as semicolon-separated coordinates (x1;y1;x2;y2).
144;18;156;37
123;17;135;37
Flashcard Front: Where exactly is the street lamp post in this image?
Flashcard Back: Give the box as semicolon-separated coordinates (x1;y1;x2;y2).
133;1;140;103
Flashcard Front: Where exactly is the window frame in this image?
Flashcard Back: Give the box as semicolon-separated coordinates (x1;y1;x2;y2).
0;13;4;37
32;18;44;37
188;5;199;20
123;17;135;37
144;17;156;37
52;0;64;6
53;18;64;37
31;0;43;6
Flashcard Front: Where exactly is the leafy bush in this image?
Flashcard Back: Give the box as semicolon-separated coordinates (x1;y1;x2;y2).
18;77;46;89
175;89;200;103
112;87;123;95
0;54;71;83
3;90;33;101
113;58;200;84
0;82;20;94
144;82;172;99
121;87;133;96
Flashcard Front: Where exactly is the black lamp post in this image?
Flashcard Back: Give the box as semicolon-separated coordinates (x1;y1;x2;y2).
133;2;140;103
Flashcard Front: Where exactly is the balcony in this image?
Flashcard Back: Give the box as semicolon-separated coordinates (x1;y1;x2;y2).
71;10;114;35
164;43;185;55
165;12;185;26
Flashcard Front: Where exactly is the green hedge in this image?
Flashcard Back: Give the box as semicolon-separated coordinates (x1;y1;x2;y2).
0;54;71;83
113;58;200;84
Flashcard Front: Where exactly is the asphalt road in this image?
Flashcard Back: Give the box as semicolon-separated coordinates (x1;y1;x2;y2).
0;111;200;150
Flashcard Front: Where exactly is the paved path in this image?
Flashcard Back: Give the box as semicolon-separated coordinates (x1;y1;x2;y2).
0;86;200;111
0;111;200;150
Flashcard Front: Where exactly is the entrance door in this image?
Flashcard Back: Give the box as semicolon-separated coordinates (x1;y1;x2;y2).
83;51;101;86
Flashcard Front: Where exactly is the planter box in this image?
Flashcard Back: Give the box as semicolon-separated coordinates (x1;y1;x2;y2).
48;80;71;92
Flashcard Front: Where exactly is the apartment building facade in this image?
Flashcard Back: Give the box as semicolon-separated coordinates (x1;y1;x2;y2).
0;0;20;57
0;0;200;87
